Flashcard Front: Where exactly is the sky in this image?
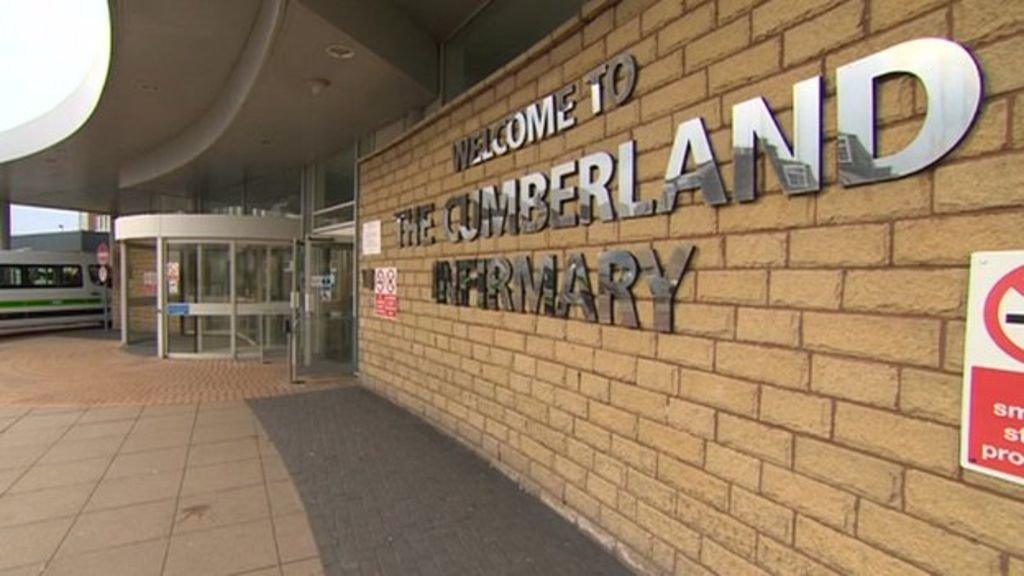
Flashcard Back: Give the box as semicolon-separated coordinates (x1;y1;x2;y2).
11;205;80;235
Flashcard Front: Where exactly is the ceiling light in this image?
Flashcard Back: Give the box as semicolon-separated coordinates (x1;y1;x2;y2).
325;44;355;60
137;82;159;92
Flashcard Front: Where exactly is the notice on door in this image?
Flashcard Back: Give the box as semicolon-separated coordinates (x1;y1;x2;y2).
962;251;1024;486
362;220;382;256
374;267;398;319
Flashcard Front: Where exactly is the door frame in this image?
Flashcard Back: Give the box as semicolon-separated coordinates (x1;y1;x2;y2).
297;234;357;376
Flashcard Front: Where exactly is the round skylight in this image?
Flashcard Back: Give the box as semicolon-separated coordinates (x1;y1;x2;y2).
0;0;111;163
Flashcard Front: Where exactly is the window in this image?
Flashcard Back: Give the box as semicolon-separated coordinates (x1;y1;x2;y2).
26;266;57;287
0;265;22;288
88;265;105;286
61;265;83;288
442;0;584;102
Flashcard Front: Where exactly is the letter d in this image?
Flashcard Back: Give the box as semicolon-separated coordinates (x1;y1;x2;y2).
836;38;982;186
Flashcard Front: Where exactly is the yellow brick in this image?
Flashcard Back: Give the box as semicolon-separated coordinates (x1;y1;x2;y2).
587;472;619;507
833;403;958;475
815;173;931;224
593;350;637;382
719;0;757;22
705;442;760;491
639;417;704;464
640;0;684;33
761;387;832;437
899;368;961;425
843;268;967;317
611;382;668;421
635;50;683;95
697;269;768;305
677;493;758;559
757;537;841;576
531;462;566;497
679;369;759;418
795;437;902;506
719;193;815;232
803;311;941;366
640;71;707;121
954;0;1024;43
665;398;716;439
671;303;736;338
626;468;676;513
870;0;946;31
686;17;750;71
894;211;1024;265
603;326;657;356
655;333;715;370
601;506;653;557
726;232;787;268
905;471;1024;556
667;203;718;237
783;0;864;66
795;517;929;576
944;320;964;373
566;483;602;519
763;465;857;533
752;0;840;38
702;538;770;576
657;2;714;54
635;358;678;395
770;270;842;309
936;152;1024;213
736;307;800;347
636;502;702;558
611;434;659;475
810;354;898;408
589;400;638;437
716;342;810;389
658;455;730;509
789;224;889;267
858;501;1003;576
709;38;781;93
949;97;1010;160
718;414;792;466
732;486;794;544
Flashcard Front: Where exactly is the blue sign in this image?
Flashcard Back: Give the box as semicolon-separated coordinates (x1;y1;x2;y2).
167;303;190;317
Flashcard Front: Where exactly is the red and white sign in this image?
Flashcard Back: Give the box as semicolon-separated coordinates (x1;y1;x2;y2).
962;251;1024;486
374;267;398;319
96;243;110;266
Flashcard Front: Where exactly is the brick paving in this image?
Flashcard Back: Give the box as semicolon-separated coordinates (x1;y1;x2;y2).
248;387;632;576
0;401;324;576
0;329;336;406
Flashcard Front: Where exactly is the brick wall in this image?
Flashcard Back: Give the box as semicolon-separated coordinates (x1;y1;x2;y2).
357;1;1024;574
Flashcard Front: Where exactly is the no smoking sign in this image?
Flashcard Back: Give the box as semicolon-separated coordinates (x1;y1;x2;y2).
374;267;398;319
962;252;1024;486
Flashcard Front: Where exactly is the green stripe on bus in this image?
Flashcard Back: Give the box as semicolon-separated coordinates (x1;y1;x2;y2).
0;298;103;309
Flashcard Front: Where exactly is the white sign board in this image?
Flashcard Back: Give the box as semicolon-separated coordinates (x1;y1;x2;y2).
362;220;381;256
961;251;1024;486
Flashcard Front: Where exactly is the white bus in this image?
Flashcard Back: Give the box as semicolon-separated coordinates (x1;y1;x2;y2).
0;250;109;335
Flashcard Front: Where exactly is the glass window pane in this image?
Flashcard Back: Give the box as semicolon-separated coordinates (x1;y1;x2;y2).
61;266;82;288
319;144;356;210
0;266;22;288
235;245;267;303
443;0;583;102
27;266;57;287
200;244;230;303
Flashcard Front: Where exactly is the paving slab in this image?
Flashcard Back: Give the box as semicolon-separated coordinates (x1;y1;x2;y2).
249;387;631;576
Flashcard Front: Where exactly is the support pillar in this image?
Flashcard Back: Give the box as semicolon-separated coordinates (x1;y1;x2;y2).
0;199;10;250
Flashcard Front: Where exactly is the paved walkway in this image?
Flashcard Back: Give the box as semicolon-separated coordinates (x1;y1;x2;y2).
249;388;631;576
0;402;323;576
0;330;319;406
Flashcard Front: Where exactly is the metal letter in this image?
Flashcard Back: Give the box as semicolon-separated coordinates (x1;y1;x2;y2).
597;250;639;328
433;261;453;303
660;118;727;210
732;76;821;201
550;160;578;229
486;257;514;311
617;139;654;218
837;38;982;186
518;172;549;234
638;245;695;333
579;152;616;224
512;255;557;316
557;252;597;322
555;83;577;132
606;53;637;107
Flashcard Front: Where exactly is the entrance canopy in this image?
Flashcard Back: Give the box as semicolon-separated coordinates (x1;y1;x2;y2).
114;214;300;359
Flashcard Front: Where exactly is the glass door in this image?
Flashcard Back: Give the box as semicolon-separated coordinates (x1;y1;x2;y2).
298;238;355;376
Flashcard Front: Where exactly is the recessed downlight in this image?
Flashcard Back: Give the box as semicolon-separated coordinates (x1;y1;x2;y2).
325;44;355;60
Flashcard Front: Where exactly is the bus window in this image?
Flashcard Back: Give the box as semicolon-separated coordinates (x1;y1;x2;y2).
26;266;58;287
0;265;22;288
61;266;83;288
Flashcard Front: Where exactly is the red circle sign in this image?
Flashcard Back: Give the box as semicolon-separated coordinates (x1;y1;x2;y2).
983;264;1024;363
96;243;110;266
